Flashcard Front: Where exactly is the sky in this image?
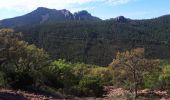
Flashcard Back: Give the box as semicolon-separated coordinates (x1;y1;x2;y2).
0;0;170;20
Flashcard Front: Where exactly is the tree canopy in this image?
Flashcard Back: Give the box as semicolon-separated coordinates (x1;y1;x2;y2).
110;48;160;99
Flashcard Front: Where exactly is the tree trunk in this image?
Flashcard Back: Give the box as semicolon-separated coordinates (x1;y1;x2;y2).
133;82;137;100
133;69;138;100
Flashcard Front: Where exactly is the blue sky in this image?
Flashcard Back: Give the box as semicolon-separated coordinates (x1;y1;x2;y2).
0;0;170;20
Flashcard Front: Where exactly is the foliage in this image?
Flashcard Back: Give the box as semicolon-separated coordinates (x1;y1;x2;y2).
87;67;114;86
0;29;49;89
110;48;160;99
46;59;76;91
43;59;110;97
160;59;170;66
143;69;160;89
1;28;170;98
159;65;170;90
78;75;104;97
72;66;112;97
12;15;170;66
0;71;7;87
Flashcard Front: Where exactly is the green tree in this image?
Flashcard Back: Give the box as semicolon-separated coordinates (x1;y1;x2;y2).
0;29;49;89
110;48;159;100
47;59;76;95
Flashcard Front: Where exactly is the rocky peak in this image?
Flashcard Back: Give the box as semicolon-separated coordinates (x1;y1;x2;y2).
76;10;91;15
74;10;91;17
35;7;51;12
115;16;128;23
74;10;94;20
36;7;48;10
60;9;73;18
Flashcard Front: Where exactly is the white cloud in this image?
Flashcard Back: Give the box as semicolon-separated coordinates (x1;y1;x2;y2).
70;7;96;12
0;0;134;11
106;0;133;5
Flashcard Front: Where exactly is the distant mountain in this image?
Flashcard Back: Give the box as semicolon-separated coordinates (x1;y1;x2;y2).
0;7;101;27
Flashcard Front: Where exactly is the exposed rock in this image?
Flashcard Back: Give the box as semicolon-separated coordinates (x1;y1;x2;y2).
40;13;49;24
61;9;73;18
74;10;100;21
115;16;128;23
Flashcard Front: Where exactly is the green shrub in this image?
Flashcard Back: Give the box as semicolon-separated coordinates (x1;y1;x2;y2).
88;67;114;86
159;65;170;90
46;60;107;97
78;76;104;97
143;71;160;89
0;71;7;87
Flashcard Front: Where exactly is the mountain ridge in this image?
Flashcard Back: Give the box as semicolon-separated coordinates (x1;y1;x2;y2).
1;7;170;28
0;7;101;27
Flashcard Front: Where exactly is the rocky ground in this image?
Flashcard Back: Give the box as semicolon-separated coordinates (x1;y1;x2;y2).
0;89;61;100
0;88;170;100
104;86;170;100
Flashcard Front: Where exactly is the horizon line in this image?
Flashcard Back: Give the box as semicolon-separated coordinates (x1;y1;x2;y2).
0;7;170;21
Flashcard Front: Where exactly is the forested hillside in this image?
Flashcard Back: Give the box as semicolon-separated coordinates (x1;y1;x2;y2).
17;16;170;66
0;7;170;66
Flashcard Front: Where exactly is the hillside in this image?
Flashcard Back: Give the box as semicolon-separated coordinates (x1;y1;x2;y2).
0;28;170;100
0;7;101;27
0;8;170;66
